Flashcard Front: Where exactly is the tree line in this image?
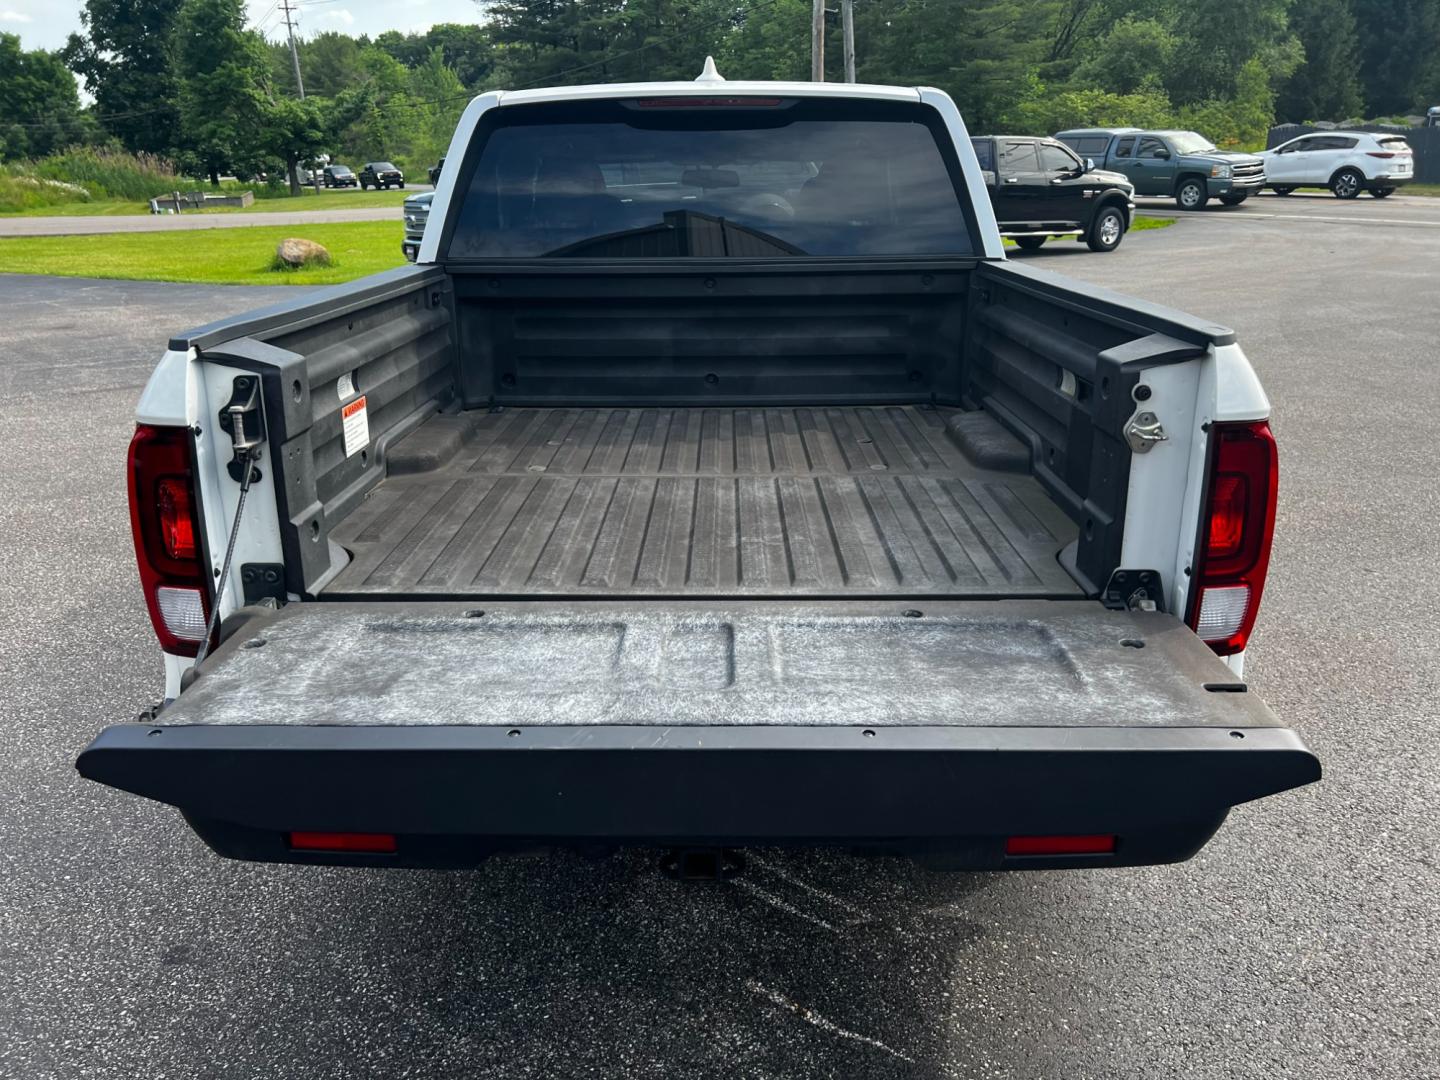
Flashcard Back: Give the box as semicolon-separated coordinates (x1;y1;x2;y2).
3;0;1438;187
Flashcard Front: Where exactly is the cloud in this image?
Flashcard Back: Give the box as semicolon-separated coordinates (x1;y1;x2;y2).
320;8;354;25
0;9;36;21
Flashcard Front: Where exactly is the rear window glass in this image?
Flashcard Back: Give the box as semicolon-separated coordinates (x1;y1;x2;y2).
1115;137;1135;158
447;99;974;259
971;139;994;170
1072;136;1110;155
1378;137;1411;151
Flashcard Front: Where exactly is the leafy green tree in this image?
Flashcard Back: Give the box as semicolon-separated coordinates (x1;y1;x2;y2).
856;0;1049;131
406;47;471;164
1178;58;1279;146
298;31;368;99
1277;0;1364;122
1165;0;1292;106
714;0;810;80
422;23;498;88
1070;16;1176;95
1354;0;1440;114
0;34;97;160
63;0;185;154
173;0;270;184
260;96;329;194
374;24;496;87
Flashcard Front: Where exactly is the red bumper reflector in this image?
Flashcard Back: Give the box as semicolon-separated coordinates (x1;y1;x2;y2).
289;831;397;853
1005;834;1116;856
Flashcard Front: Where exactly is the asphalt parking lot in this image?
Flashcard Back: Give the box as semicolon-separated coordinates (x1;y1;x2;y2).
1135;188;1440;229
2;206;1438;1079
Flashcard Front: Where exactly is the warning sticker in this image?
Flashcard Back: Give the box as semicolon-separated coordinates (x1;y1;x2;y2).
341;395;369;458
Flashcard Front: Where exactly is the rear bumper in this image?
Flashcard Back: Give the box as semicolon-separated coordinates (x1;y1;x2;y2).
79;721;1319;870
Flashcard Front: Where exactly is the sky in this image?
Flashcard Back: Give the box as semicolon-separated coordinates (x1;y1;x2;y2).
0;0;486;52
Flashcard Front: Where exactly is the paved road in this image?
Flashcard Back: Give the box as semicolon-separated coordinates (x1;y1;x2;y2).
0;186;431;238
1136;188;1440;228
1;209;1438;1078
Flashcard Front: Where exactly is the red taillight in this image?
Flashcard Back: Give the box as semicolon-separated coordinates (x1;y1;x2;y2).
1006;834;1116;856
157;477;197;560
128;424;209;656
289;831;398;854
1206;474;1247;559
1188;421;1278;656
1366;151;1396;159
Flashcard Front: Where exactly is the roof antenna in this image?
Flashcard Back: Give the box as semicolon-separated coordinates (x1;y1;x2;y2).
695;56;725;83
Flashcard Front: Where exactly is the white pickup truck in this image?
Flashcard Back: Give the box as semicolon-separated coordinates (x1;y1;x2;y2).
80;69;1318;875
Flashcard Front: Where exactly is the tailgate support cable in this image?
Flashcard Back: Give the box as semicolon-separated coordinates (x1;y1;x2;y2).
194;376;267;667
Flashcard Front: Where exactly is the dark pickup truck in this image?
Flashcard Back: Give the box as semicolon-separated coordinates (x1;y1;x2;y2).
972;135;1135;251
1057;128;1266;209
80;76;1317;876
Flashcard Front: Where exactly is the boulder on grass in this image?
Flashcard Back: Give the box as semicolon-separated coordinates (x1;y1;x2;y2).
274;237;331;269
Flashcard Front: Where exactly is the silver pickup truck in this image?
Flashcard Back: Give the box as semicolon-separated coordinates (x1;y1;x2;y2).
80;70;1317;876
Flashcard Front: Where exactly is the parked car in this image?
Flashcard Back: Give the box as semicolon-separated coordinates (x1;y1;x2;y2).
1056;128;1266;209
1425;106;1439;128
322;165;359;188
428;157;445;186
80;72;1318;874
1259;132;1413;198
359;162;405;190
971;135;1135;252
402;190;432;261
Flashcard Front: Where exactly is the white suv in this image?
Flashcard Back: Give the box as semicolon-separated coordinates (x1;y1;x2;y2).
1260;131;1414;199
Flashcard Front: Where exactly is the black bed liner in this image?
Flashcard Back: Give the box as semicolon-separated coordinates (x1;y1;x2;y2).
322;404;1081;598
153;599;1267;730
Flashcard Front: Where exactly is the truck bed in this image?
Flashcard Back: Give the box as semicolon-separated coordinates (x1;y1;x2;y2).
323;404;1082;598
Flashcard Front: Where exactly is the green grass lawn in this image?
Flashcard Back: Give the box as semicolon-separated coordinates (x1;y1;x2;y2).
0;186;417;217
0;221;407;285
1402;182;1440;197
1;214;1176;286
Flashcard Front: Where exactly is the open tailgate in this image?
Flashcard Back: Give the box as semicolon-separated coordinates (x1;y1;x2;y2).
79;600;1319;869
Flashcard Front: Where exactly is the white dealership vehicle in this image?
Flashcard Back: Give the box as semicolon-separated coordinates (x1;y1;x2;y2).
1261;131;1414;198
80;64;1317;875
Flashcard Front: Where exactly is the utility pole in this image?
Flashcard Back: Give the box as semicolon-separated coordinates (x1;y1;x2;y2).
281;0;305;99
842;0;855;83
811;0;825;82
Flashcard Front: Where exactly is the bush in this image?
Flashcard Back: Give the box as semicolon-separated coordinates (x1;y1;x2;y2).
33;147;181;200
1177;61;1277;147
0;173;92;212
0;148;184;211
1008;85;1175;136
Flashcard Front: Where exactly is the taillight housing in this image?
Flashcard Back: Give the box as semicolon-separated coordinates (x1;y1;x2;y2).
128;425;209;655
1188;421;1278;656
